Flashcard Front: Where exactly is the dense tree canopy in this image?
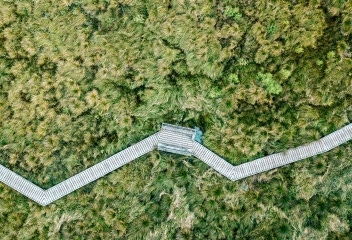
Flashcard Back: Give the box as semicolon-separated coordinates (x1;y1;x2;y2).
0;0;351;238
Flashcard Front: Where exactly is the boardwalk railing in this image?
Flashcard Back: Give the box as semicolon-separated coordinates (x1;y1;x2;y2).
1;123;352;206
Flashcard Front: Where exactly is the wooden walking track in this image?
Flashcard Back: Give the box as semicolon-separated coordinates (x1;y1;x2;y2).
1;123;352;206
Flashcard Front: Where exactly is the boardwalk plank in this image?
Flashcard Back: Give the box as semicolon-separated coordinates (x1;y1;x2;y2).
0;123;351;205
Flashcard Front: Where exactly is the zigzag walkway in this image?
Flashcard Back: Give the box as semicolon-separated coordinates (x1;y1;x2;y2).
1;123;352;206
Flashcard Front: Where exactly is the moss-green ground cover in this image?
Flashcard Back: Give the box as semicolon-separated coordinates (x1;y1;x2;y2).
0;0;351;238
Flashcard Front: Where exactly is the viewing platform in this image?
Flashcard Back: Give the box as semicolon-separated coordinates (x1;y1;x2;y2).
157;123;203;156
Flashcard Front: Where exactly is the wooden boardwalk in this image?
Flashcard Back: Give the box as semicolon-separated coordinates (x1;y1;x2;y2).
1;123;352;206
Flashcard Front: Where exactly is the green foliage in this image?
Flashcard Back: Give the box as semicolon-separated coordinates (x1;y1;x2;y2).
266;20;278;37
228;73;240;84
255;46;269;64
257;72;283;95
209;86;222;98
316;59;324;66
0;0;352;238
327;51;336;60
341;14;352;35
224;6;242;21
279;69;292;80
295;47;304;54
237;58;249;66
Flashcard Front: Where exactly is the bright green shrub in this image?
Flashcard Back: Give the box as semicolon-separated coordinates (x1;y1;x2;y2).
266;21;278;37
295;47;304;54
224;6;242;21
316;59;324;66
327;51;336;59
228;73;240;84
257;72;282;95
279;69;292;80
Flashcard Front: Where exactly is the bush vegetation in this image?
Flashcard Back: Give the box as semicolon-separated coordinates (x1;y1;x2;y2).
0;0;351;238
